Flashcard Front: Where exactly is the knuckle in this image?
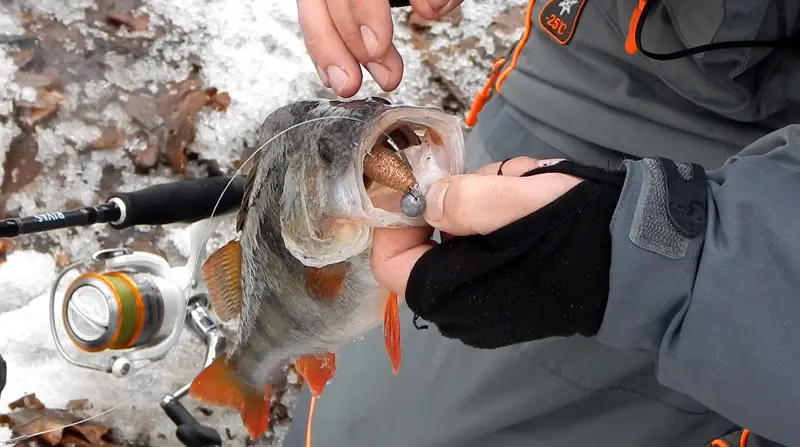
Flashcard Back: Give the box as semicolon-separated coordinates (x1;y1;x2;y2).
339;27;363;46
303;30;325;52
445;181;476;226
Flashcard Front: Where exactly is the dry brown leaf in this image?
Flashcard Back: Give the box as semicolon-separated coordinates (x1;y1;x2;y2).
8;394;46;411
124;94;162;129
88;126;125;150
406;5;462;28
16;11;38;25
133;144;159;172
8;50;34;67
54;251;71;269
61;434;97;447
18;88;64;127
163;87;226;173
13;71;59;91
1;132;43;200
491;7;526;32
105;10;150;32
1;395;113;447
64;400;91;414
213;92;231;112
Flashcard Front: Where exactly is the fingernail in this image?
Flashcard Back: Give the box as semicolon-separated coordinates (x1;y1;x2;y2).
428;0;450;10
326;65;349;94
425;182;448;223
361;25;379;56
316;65;330;87
366;62;390;87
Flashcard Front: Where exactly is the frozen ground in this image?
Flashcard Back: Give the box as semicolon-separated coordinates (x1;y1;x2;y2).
0;0;526;445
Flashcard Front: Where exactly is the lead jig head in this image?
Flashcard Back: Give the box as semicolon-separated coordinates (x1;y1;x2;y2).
400;185;426;217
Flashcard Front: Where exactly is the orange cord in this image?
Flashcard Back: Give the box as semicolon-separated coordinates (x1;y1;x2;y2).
710;428;751;447
304;396;317;447
467;0;647;126
740;428;750;446
464;57;507;127
494;0;537;93
624;0;646;54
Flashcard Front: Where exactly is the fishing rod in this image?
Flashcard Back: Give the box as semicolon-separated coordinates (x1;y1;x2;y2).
1;175;246;447
0;175;246;238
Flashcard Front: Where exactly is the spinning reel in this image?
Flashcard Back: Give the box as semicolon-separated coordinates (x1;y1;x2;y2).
0;176;246;447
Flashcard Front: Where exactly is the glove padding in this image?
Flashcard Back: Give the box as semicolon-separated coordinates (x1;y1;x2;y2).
405;160;626;349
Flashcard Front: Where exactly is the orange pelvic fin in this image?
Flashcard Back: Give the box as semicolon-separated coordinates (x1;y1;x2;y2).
201;239;243;321
188;355;271;441
294;352;337;398
383;291;401;375
305;262;349;300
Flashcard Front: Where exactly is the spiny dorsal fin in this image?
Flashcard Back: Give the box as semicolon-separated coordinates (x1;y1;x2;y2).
201;239;243;321
304;262;349;300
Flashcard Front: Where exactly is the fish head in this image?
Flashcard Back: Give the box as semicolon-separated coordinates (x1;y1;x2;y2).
249;97;466;268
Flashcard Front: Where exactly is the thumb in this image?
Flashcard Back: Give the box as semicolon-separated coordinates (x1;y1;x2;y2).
422;173;582;236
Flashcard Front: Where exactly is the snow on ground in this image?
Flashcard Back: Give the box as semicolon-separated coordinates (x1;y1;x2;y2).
0;0;526;445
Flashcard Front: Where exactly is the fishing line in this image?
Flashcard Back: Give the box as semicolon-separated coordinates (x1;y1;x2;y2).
1;114;382;446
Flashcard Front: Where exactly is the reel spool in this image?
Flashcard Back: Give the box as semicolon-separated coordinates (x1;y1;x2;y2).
62;271;169;353
50;247;187;377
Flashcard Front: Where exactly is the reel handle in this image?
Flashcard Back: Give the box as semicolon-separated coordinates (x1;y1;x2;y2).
162;398;223;447
108;175;246;229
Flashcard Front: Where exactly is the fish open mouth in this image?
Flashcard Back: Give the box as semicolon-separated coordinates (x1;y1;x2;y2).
279;103;465;269
354;106;466;227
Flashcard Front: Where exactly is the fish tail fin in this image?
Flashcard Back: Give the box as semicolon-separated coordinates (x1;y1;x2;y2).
189;355;272;441
383;291;401;375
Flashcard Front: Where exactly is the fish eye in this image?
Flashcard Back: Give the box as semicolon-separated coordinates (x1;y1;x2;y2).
317;138;336;163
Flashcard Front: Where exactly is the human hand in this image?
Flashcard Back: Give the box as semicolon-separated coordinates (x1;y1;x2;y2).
369;157;627;349
296;0;465;97
370;157;581;297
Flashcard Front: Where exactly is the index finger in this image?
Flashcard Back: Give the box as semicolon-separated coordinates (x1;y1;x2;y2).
297;0;362;96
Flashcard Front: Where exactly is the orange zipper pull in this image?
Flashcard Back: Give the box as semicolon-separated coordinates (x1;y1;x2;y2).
464;57;507;127
625;0;647;54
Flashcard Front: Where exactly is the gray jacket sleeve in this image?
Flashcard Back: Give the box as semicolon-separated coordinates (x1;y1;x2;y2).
596;124;800;447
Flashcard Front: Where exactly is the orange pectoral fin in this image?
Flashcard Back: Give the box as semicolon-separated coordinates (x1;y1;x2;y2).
383;291;401;375
294;352;337;398
201;239;243;322
305;262;349;300
188;355;271;441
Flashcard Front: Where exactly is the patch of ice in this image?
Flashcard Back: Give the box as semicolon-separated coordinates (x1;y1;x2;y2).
143;0;319;173
23;0;95;25
0;251;56;313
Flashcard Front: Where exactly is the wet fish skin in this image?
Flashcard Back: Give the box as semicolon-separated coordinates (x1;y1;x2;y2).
188;97;464;440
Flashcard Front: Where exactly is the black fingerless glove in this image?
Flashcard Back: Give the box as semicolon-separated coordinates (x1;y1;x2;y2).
405;160;626;349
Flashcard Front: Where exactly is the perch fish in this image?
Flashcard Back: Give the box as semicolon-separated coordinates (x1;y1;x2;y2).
187;97;465;440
